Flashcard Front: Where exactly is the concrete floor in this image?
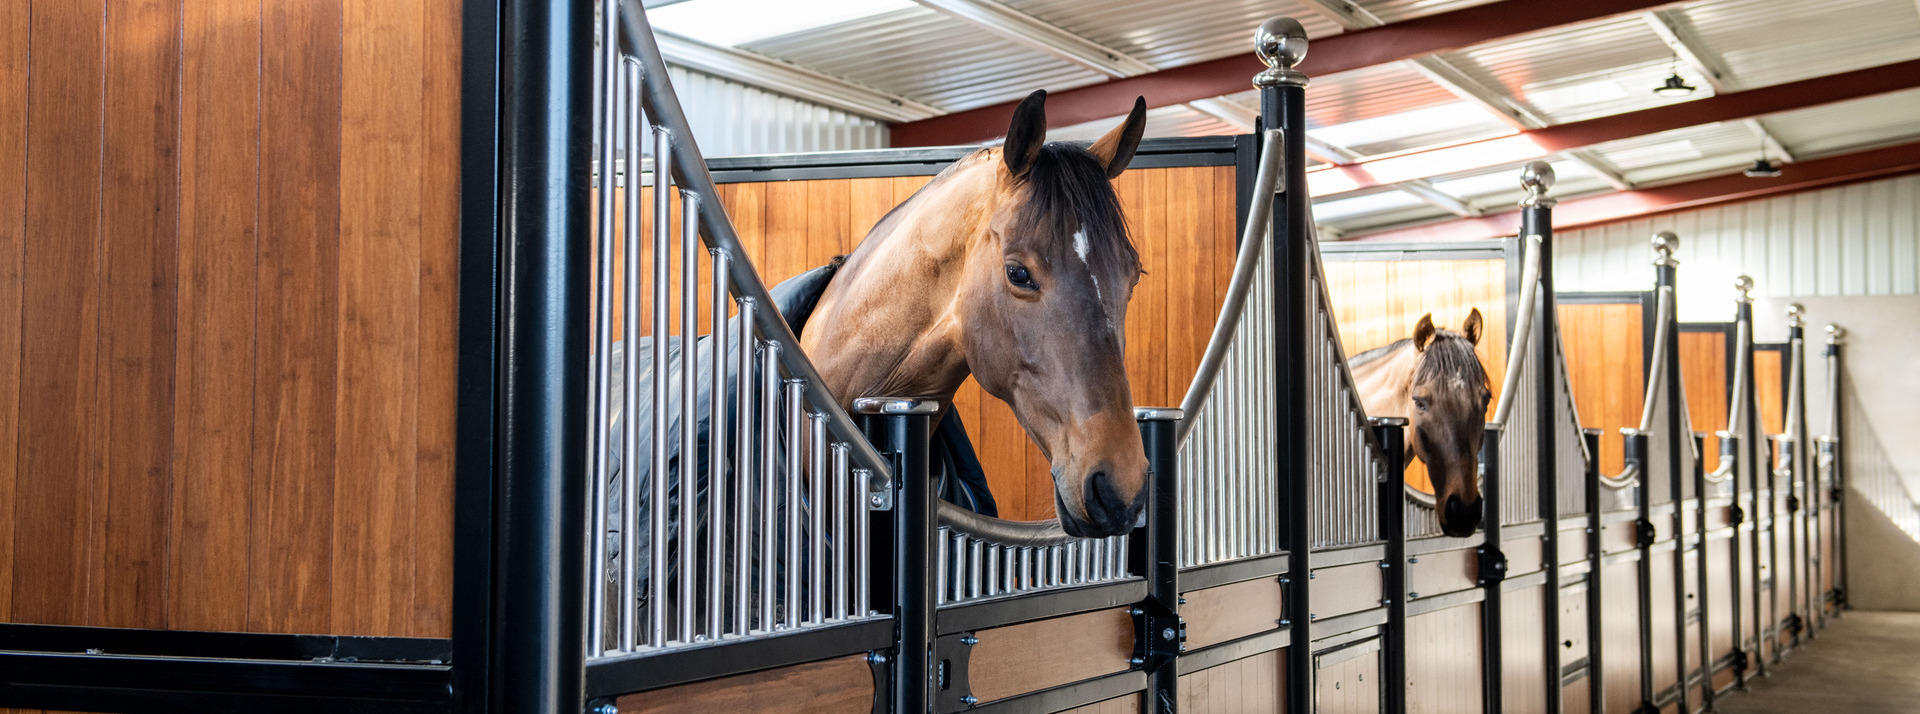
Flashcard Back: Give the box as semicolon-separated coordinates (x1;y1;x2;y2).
1715;610;1920;714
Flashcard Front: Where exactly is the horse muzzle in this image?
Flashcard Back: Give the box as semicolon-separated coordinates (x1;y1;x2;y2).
1062;469;1145;538
1442;494;1484;537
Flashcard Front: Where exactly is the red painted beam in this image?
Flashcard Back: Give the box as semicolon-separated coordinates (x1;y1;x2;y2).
1349;139;1920;242
890;0;1682;147
1309;57;1920;195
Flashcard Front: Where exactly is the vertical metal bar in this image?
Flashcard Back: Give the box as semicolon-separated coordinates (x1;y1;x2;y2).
587;35;617;657
855;466;871;617
936;530;950;604
783;380;805;628
758;342;780;632
834;443;851;620
1521;172;1563;714
732;300;755;633
618;58;643;654
859;402;938;714
676;191;700;642
648;124;672;648
810;413;829;624
706;251;729;639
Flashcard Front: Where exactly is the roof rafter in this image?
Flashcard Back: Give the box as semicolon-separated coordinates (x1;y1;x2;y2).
1642;10;1734;93
892;0;1687;145
655;32;943;122
1745;118;1797;163
1352;138;1920;242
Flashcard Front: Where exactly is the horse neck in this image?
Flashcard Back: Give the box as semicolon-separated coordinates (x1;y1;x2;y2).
1349;342;1418;420
800;163;1000;407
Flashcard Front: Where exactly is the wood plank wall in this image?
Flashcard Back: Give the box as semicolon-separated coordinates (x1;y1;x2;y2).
1557;303;1647;477
1322;259;1509;493
704;166;1239;521
1679;332;1729;472
0;0;460;640
1753;350;1785;436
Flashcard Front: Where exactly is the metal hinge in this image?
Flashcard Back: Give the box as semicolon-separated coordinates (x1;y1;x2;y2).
1476;546;1508;586
1786;494;1801;513
933;632;978;712
1130;599;1186;674
1634;518;1657;548
1729;505;1745;526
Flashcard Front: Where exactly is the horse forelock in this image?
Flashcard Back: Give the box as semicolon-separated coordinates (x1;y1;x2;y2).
1007;143;1140;281
1413;330;1489;395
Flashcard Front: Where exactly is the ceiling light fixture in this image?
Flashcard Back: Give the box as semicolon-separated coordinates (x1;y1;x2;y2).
1654;73;1697;97
1743;158;1782;178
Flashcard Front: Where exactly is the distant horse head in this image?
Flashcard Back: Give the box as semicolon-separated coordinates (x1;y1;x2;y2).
1409;310;1491;536
1350;309;1491;537
802;90;1150;537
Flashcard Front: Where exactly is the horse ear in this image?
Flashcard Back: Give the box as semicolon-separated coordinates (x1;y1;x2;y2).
1088;96;1148;179
1413;313;1436;352
1003;90;1048;179
1463;308;1484;345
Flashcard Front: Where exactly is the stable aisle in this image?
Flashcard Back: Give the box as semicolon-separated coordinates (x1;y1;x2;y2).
1717;611;1920;714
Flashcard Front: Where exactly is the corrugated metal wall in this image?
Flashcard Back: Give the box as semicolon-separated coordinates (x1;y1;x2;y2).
1556;174;1920;320
664;65;889;157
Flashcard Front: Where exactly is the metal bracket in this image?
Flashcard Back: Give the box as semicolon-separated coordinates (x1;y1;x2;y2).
1786;494;1801;513
1634;518;1657;548
1729;505;1745;526
586;698;617;714
933;632;978;712
1831;487;1844;505
868;651;894;714
1731;648;1750;674
862;466;893;511
1130;599;1186;674
1476;547;1509;586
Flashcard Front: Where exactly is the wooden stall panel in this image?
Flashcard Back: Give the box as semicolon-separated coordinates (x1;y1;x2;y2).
1753;350;1784;436
1601;561;1643;712
1407;547;1476;599
970;608;1134;703
1315;644;1381;714
1059;694;1141;714
1179;649;1284;714
1501;585;1549;713
1311;562;1383;621
1707;536;1736;661
1679;331;1728;472
1648;549;1681;695
2;0;460;637
1323;258;1509;493
614;655;874;713
1563;674;1591;714
1505;535;1545;576
1407;605;1483;714
1558;303;1645;477
1183;577;1284;650
1559;583;1590;664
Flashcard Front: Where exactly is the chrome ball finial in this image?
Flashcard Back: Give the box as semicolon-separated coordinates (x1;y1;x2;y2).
1786;302;1806;328
1253;17;1310;88
1519;161;1557;208
1733;274;1755;303
1651;231;1680;266
1826;324;1846;344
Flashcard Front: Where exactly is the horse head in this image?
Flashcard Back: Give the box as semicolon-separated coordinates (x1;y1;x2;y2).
1408;309;1491;537
962;91;1149;537
802;90;1150;537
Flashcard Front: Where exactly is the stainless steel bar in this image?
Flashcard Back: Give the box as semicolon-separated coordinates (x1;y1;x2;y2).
784;379;805;628
938;530;952;603
968;538;983;600
648;124;672;648
618;58;642;653
855;467;870;616
809;413;828;624
588;3;618;653
706;249;729;639
677;190;700;642
757;341;780;632
986;542;1000;596
833;443;850;620
732;299;755;633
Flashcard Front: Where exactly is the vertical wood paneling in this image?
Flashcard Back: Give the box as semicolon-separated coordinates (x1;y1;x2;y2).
250;0;343;634
414;0;461;637
12;0;106;626
1679;332;1728;472
1754;351;1784;436
1501;586;1548;712
0;0;31;623
170;0;261;633
94;0;181;630
1178;649;1283;713
1407;605;1483;714
1559;303;1645;476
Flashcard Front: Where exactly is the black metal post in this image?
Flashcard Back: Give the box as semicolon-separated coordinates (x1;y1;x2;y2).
1583;428;1605;714
1629;427;1656;713
1374;418;1409;714
1735;285;1760;686
1480;427;1505;714
1253;18;1313;714
860;400;938;714
487;1;593;711
1786;309;1807;645
1520;162;1562;714
1660;245;1689;714
1694;432;1716;710
1138;410;1184;714
1825;327;1847;613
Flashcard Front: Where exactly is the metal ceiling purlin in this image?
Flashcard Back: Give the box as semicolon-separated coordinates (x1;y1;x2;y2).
1353;137;1920;242
1744;118;1796;163
909;0;1158;77
889;0;1686;145
1642;9;1735;92
654;31;942;122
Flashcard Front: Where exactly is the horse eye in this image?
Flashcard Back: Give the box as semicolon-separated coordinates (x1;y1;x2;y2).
1413;397;1430;411
1006;264;1035;289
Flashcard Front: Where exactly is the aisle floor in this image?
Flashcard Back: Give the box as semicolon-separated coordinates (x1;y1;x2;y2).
1715;610;1920;714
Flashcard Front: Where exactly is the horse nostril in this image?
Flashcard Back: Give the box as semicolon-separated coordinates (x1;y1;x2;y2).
1085;470;1124;519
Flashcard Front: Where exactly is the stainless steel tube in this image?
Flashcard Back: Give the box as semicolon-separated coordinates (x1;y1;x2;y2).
733;299;755;631
809;413;828;623
855;467;870;616
706;249;729;639
618;58;643;653
783;379;805;628
648;124;672;648
832;442;850;619
757;341;780;631
677;191;699;642
588;0;620;655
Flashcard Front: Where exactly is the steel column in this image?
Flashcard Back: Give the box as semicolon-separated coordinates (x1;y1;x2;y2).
860;399;939;714
1521;163;1562;714
1139;411;1183;714
1374;418;1410;714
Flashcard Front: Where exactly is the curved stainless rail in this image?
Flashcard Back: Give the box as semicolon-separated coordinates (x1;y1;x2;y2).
1599;286;1675;490
1178;129;1284;446
1491;235;1543;428
1704;316;1751;484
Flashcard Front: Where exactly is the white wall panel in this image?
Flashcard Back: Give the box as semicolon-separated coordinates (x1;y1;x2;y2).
1556;174;1920;321
664;65;889;157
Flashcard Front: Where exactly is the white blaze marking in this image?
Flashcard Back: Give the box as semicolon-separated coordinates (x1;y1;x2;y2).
1074;227;1103;299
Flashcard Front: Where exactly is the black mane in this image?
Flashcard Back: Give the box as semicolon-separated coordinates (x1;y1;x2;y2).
1413;330;1489;390
1010;143;1140;277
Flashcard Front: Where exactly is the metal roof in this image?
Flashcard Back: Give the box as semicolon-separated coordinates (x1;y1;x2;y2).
650;0;1920;236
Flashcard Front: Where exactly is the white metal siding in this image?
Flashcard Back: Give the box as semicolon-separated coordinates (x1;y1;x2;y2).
665;65;890;157
1555;174;1920;320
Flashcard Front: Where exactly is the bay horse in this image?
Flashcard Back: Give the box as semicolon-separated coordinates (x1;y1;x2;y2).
801;90;1150;538
1348;310;1491;537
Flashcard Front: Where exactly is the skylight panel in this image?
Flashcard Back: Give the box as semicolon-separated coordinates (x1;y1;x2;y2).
1306;102;1507;154
648;0;916;47
1311;190;1427;222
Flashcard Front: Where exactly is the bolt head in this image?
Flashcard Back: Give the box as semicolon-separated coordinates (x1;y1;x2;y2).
1162;627;1177;640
